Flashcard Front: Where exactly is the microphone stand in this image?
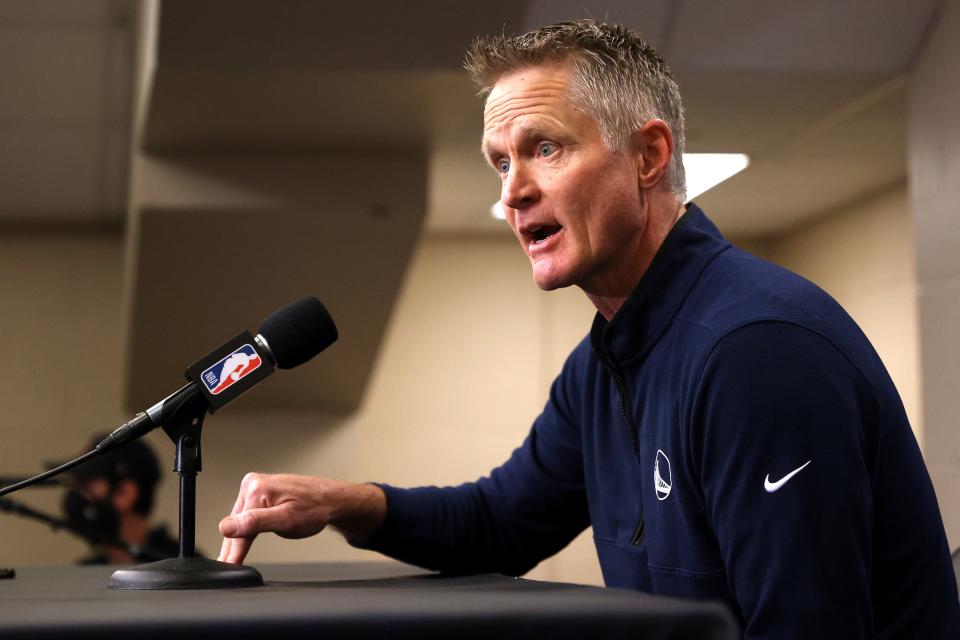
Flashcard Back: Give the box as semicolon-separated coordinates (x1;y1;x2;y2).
108;387;263;589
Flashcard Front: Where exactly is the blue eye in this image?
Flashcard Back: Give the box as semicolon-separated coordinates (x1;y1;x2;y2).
497;159;510;174
539;143;557;157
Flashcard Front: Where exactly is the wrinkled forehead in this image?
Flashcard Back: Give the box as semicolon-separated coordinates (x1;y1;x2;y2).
483;63;573;112
481;65;576;142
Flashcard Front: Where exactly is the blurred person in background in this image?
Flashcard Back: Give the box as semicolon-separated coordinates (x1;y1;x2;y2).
58;435;179;564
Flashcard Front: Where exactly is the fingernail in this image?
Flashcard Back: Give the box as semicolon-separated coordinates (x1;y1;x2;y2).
221;517;237;536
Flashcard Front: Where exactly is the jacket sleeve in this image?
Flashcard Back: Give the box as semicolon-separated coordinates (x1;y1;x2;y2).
689;321;878;639
359;345;591;576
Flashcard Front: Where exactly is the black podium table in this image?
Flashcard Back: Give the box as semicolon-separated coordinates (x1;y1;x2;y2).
0;562;738;639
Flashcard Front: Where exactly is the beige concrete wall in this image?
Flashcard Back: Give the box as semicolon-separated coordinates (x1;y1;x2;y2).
763;186;922;438
0;229;128;565
908;0;960;549
0;228;602;584
0;190;923;582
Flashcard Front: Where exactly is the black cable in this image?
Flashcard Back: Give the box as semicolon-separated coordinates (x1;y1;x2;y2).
0;497;75;535
0;477;60;488
0;496;172;562
0;448;100;498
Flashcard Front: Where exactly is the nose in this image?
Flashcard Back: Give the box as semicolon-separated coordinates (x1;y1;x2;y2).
501;162;540;211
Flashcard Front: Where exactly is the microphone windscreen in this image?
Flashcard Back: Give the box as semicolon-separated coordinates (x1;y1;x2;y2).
258;296;338;369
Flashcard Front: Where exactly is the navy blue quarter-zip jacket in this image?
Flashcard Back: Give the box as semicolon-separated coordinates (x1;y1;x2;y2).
364;204;960;638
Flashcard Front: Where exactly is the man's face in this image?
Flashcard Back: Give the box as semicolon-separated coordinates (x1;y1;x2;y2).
78;477;112;503
482;64;646;293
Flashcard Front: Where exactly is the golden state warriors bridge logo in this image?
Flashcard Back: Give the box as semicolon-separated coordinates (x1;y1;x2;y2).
654;450;672;501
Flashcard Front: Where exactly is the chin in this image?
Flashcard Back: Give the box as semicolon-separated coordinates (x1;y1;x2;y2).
530;254;579;291
532;272;574;292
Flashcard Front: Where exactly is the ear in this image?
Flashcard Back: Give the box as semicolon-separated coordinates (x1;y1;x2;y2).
111;479;140;514
631;119;675;190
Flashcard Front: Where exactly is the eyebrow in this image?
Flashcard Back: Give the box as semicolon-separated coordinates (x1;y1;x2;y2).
480;138;496;163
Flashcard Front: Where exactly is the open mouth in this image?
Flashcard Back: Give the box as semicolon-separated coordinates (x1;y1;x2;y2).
529;224;563;244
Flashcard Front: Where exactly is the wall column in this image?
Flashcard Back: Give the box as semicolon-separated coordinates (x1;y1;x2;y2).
908;0;960;547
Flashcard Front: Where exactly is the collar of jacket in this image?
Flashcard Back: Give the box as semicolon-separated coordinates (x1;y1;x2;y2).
589;203;731;367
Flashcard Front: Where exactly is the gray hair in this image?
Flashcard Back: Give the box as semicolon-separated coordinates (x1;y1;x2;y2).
464;19;686;201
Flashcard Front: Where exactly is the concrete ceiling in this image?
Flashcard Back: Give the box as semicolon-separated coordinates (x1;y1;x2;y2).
0;0;941;234
0;0;945;414
0;0;132;224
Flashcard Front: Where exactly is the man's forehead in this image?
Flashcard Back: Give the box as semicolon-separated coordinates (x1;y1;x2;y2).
481;66;575;144
484;64;571;111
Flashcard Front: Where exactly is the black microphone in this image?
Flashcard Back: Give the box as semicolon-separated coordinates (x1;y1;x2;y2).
99;296;337;452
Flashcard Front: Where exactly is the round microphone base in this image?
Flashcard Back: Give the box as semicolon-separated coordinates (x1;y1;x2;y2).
108;557;264;590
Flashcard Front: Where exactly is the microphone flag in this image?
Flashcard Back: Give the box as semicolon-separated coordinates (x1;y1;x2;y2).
185;331;275;413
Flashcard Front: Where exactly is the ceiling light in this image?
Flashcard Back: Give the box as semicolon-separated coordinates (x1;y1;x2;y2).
682;153;750;202
490;201;506;220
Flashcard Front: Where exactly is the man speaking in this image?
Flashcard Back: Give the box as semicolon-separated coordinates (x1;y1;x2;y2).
217;20;959;638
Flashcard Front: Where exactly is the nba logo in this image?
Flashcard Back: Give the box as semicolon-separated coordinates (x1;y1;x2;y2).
201;345;262;395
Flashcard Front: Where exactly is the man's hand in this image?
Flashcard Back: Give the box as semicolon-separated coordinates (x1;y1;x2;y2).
217;473;387;565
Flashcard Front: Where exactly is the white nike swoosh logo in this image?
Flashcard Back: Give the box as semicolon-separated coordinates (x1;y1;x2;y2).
764;460;812;493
